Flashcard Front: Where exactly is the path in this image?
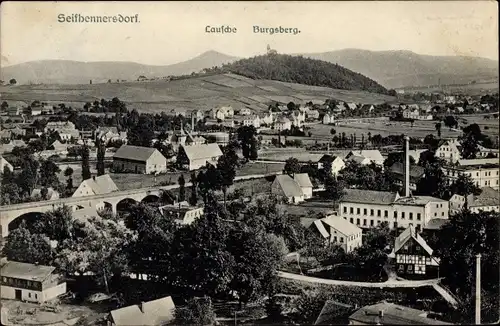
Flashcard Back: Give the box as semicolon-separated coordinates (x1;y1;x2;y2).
277;271;441;288
432;284;459;308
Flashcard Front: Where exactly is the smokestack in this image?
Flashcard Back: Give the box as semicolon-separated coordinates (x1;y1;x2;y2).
475;254;481;325
404;136;410;197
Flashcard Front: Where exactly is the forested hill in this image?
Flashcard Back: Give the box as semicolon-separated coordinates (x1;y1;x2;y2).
219;54;389;94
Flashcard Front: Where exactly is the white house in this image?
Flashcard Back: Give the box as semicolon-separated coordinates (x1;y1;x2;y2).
0;156;14;172
211;108;226;120
275;116;292;131
443;158;499;189
449;186;499;214
306;110;320;120
271;174;305;204
239;108;252;116
260;111;275;125
293;173;313;199
177;143;223;171
345;150;384;166
159;202;204;225
312;215;363;253
323;113;334;125
1;261;67;303
345;103;357;111
72;174;119;211
435;140;461;163
32;187;60;200
290;110;306;127
242;115;261;128
318;155;345;176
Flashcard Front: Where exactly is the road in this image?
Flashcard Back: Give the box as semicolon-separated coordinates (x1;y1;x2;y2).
277;271;441;288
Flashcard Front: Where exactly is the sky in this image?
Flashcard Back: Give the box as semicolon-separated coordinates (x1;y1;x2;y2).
1;1;498;67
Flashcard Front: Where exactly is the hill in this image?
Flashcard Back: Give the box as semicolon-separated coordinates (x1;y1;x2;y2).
218;54;389;94
301;49;499;89
0;51;239;85
0;73;396;114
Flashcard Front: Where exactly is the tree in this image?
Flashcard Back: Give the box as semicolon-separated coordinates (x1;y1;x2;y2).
217;147;238;206
39;159;61;189
64;166;74;194
33;205;75;242
444;116;458;130
1;166;21;204
178;174;186;201
437;211;499;323
2;222;53;265
287;101;296;111
17;156;39;197
435;122;442;138
283;157;301;176
227;226;287;305
330;128;336;135
189;171;198;206
96;137;106;176
197;164;223;204
459;132;480;159
416;161;449;199
9;78;17;85
81;144;91;180
449;174;481;208
383;151;415;168
323;175;346;203
175;297;216;326
237;126;257;160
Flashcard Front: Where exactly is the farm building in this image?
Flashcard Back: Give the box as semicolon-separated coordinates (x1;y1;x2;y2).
0;261;67;304
72;174;119;211
271;174;305;204
176;143;223;171
312;215;363;253
113;145;167;174
293;173;313;199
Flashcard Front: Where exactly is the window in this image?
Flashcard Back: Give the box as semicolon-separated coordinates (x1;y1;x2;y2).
343;207;347;213
350;218;354;224
340;237;344;243
377;220;381;225
350;207;354;214
384;210;388;217
370;209;374;216
370;220;374;226
398;264;404;271
377;210;381;217
417;213;421;221
434;212;437;217
407;265;413;271
35;294;38;299
356;218;360;225
363;208;367;215
442;212;445;216
401;212;405;219
334;236;337;242
363;219;367;226
416;246;421;252
436;204;439;208
409;213;413;220
394;211;397;218
357;208;360;215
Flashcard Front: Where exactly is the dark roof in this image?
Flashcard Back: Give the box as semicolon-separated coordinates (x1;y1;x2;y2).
315;300;355;325
343;189;398;205
0;261;56;282
349;301;452;325
113;145;159;162
389;162;425;182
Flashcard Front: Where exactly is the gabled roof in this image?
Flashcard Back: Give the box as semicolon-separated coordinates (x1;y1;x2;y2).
321;215;362;236
110;296;176;326
315;300;355;325
79;175;119;195
181;143;222;161
313;219;330;238
394;225;434;256
349;301;452;325
114;145;159;162
347;150;384;164
273;175;304;198
343;189;398;205
294;173;313;188
348;155;370;164
0;261;56;282
389;163;425;181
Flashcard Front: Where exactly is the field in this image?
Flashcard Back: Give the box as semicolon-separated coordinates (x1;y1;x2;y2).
0;73;396;114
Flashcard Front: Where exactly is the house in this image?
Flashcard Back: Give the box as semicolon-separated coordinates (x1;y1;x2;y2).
260;111;275;125
176;143;223;171
242;115;261;128
7;106;22;116
345;150;384;166
49;140;68;152
306;109;320;120
239;108;252;116
314;300;356;325
435;140;461;163
72;175;119;210
0;261;67;303
159;201;204;225
211;109;226;120
293;173;313;199
219;106;234;118
322;113;334;125
443;158;499;189
271;174;305;204
345;103;357;111
339;189;449;230
193;110;205;121
455;106;464;113
348;301;452;325
312;215;363;253
31;187;60;200
403;108;433;120
113;145;167;174
318;155;345;176
291;110;306;127
10;126;26;137
201;132;230;145
76;138;96;147
275;116;292;131
389;163;425;191
95;127;120;143
0;156;14;172
407;149;428;163
449;187;499;214
392;225;440;277
108;296;176;326
360;104;375;113
45;121;76;132
477;145;499;158
0;139;27;153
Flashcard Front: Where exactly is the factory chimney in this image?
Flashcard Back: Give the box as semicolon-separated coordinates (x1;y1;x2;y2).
404;136;410;197
475;253;481;325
